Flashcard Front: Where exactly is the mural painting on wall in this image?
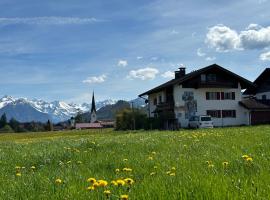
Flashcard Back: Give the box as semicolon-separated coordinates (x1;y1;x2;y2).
182;91;197;119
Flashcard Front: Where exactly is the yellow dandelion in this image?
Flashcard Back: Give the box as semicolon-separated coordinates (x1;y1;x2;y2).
87;178;96;183
77;161;82;164
206;161;211;165
150;172;156;176
124;178;134;185
93;182;99;188
97;180;108;187
153;166;158;169
123;159;128;162
116;179;126;186
16;172;22;177
152;151;156;155
111;180;118;186
104;190;111;196
148;156;153;160
222;162;229;167
246;157;253;162
87;186;95;191
169;172;176;176
31;166;36;170
55;178;62;184
15;166;21;170
171;167;176;171
123;168;132;172
242;155;249;159
115;168;120;173
166;171;171;175
208;164;214;168
120;194;129;200
66;161;72;164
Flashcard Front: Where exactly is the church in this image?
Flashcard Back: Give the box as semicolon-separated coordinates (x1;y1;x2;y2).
75;92;103;129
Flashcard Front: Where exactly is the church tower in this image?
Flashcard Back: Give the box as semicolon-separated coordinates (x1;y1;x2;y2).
90;92;97;123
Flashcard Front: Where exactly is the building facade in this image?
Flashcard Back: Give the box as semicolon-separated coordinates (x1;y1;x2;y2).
140;64;255;128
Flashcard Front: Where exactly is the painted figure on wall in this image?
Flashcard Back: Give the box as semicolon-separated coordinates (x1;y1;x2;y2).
182;91;197;119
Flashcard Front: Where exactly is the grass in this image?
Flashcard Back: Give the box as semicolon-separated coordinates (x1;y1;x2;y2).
0;126;270;199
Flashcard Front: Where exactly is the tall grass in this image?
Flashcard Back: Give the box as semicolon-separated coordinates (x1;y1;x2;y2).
0;126;269;199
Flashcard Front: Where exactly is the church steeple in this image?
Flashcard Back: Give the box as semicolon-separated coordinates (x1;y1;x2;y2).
90;91;97;123
91;91;96;113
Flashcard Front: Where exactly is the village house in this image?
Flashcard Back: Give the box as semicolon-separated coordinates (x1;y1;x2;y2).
139;64;259;129
241;68;270;125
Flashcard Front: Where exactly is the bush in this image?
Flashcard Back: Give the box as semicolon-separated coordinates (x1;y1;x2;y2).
115;108;148;130
0;125;14;133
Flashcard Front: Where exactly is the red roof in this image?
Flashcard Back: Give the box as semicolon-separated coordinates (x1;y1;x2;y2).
75;123;103;129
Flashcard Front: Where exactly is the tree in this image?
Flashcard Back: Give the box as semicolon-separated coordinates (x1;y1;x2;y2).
0;113;7;129
75;112;84;123
0;124;14;133
9;118;20;132
115;108;148;130
45;120;53;131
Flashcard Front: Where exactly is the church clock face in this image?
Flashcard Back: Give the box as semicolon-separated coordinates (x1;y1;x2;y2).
92;114;95;118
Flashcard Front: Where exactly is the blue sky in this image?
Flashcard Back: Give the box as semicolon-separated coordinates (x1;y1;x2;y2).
0;0;270;103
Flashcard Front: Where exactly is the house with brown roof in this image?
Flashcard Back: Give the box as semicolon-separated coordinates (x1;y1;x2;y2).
139;64;256;128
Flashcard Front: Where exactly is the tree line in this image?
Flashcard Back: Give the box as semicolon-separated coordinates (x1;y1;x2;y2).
0;113;54;133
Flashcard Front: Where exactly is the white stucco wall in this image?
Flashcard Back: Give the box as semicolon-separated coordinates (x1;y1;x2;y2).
173;83;250;127
256;92;270;100
148;91;165;117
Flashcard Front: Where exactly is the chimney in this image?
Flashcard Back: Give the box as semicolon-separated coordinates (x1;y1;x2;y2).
175;67;186;79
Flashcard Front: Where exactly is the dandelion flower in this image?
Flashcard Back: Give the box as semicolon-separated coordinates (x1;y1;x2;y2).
148;156;153;160
208;164;214;168
104;190;111;196
154;166;158;169
87;186;95;191
93;182;99;188
123;168;132;172
150;172;156;176
115;168;120;173
111;180;118;186
120;194;129;200
124;178;134;185
222;162;229;168
152;151;156;155
16;172;22;177
66;161;72;164
97;180;108;187
55;178;62;184
242;155;249;159
31;166;36;170
15;166;21;170
123;159;128;162
246;157;253;162
169;173;176;176
171;167;176;171
116;179;126;186
87;178;96;183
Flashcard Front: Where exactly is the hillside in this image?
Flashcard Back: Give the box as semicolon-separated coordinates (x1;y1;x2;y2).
0;126;269;199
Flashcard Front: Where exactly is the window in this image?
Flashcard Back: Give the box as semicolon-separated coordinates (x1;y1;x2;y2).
221;92;235;100
262;95;267;100
159;95;162;103
201;116;212;121
222;110;236;118
206;92;220;100
207;74;217;82
153;98;157;105
201;74;206;82
207;110;221;118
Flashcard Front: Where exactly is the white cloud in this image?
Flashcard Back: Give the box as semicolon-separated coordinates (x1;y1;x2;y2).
161;71;174;78
151;57;158;61
128;67;159;80
170;29;179;35
118;60;128;67
136;56;143;60
0;17;100;25
197;48;206;57
205;56;216;61
206;24;270;51
83;74;106;84
205;25;240;52
260;51;270;61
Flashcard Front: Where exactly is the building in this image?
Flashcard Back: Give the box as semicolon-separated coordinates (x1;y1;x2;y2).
139;64;255;128
75;92;103;129
241;68;270;125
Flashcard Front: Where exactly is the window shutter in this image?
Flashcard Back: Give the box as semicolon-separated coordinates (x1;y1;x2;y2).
217;92;220;100
221;92;224;100
232;92;235;100
206;92;209;100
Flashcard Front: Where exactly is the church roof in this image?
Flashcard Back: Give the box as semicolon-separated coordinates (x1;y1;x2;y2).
91;92;96;113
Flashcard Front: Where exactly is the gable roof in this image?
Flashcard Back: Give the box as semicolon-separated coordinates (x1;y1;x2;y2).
239;98;270;110
139;64;254;97
244;68;270;95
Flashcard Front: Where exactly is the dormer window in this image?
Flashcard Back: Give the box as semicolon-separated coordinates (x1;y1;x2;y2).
207;74;216;82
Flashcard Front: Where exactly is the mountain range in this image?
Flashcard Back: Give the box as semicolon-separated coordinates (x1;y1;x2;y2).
0;95;145;123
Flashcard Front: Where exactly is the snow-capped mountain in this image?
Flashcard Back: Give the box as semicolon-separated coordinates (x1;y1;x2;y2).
0;95;118;123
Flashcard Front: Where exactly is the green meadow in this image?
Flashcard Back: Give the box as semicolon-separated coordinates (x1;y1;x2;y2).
0;126;270;200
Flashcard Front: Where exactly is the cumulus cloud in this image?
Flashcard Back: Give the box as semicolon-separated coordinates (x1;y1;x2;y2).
197;48;206;57
136;56;143;60
128;67;159;80
161;71;174;78
0;17;100;25
118;60;128;67
205;56;216;61
83;74;106;84
260;51;270;61
206;24;270;51
205;25;240;52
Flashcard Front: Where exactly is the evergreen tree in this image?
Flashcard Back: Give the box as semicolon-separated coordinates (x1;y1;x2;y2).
46;120;53;131
9;118;20;132
0;113;7;129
